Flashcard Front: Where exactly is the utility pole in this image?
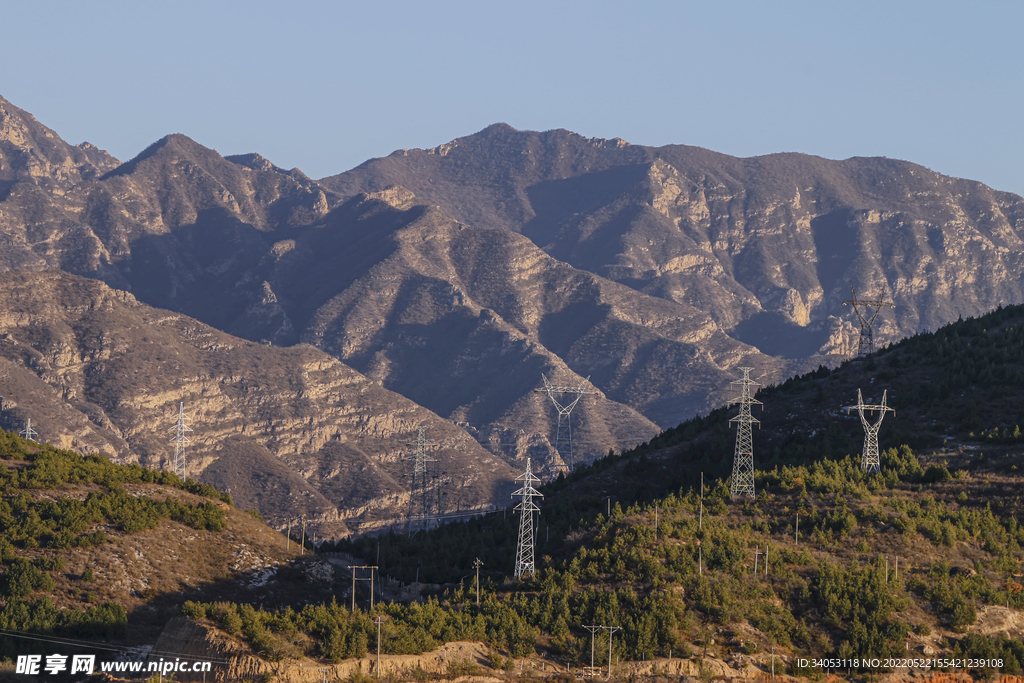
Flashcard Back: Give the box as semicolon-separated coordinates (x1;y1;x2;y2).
512;458;543;578
374;615;386;679
535;373;597;472
300;516;306;556
168;402;193;479
698;471;705;529
845;389;895;473
602;625;621;679
405;427;438;535
583;625;601;675
18;418;37;443
472;558;483;606
350;566;378;611
842;281;895;358
729;368;760;499
286;519;291;551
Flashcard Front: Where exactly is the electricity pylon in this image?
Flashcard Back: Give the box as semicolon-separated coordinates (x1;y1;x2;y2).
535;373;596;472
169;402;192;479
512;458;543;579
19;418;37;443
405;427;438;535
842;282;894;358
845;389;894;473
729;368;761;499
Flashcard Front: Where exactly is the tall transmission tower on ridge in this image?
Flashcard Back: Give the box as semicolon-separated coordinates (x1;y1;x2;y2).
535;373;597;472
512;458;543;579
842;281;895;358
845;389;894;473
19;419;37;443
169;402;192;479
405;427;438;535
729;368;761;499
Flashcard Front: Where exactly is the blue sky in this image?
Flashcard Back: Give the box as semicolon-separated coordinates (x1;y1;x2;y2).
3;1;1022;193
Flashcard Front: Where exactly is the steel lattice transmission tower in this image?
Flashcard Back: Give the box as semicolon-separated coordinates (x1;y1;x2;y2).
169;402;193;479
845;389;894;473
535;373;597;472
19;419;37;443
405;427;438;535
512;458;543;579
842;282;895;358
729;368;761;499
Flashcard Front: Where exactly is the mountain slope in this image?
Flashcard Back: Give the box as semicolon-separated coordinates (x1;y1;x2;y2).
4;94;1024;522
0;271;517;535
321;124;1024;356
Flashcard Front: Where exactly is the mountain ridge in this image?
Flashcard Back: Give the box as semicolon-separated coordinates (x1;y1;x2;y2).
2;94;1024;531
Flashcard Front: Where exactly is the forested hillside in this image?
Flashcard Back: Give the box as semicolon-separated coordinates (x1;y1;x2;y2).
0;430;348;662
265;302;1024;677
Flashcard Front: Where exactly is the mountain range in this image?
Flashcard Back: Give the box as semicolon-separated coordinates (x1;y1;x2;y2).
2;93;1023;534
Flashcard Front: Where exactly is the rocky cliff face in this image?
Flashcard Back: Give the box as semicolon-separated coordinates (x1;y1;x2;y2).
322;124;1024;360
0;271;516;535
2;94;1024;527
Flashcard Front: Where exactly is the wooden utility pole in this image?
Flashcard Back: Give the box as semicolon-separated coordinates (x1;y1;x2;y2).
300;516;306;556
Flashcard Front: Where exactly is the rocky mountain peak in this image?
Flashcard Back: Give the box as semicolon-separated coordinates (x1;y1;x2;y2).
0;95;119;186
3;93;1024;533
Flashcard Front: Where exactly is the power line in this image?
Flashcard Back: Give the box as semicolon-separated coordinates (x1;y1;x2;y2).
728;368;760;499
405;427;438;536
534;373;597;472
512;458;543;579
845;388;894;473
18;418;37;442
168;402;192;479
842;281;894;358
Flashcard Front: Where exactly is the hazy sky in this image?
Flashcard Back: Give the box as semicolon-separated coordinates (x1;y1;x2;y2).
3;1;1022;193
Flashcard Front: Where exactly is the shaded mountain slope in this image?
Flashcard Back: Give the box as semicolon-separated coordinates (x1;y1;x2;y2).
0;271;517;535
